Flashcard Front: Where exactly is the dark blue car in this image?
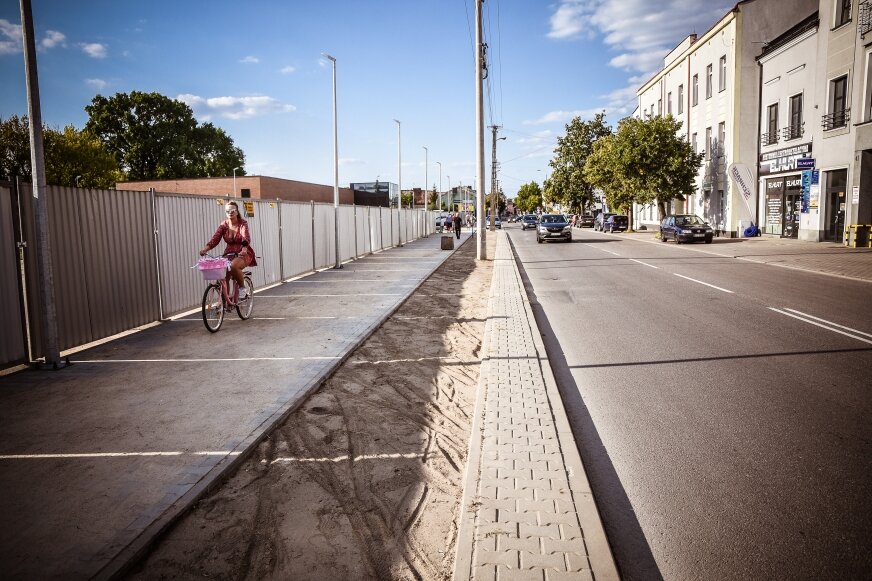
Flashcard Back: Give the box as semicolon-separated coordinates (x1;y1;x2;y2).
660;214;714;244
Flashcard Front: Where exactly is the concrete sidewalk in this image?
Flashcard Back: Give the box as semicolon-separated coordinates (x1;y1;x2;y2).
454;231;618;581
0;231;471;580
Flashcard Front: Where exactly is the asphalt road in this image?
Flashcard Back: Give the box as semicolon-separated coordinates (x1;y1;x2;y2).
505;223;872;580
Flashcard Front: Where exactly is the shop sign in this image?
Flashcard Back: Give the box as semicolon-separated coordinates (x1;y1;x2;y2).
796;158;815;169
759;142;813;176
802;170;819;213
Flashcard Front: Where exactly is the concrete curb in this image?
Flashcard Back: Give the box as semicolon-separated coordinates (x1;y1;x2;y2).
94;233;473;580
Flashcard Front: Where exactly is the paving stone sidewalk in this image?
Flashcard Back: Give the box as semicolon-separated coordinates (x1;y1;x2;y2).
454;231;618;581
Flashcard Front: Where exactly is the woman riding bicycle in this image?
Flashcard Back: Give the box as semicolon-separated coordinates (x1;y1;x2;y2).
199;201;257;299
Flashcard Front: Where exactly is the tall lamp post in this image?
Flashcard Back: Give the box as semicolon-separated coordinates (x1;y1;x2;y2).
422;146;428;236
394;118;403;246
436;162;442;212
446;175;451;213
323;53;341;269
232;166;240;198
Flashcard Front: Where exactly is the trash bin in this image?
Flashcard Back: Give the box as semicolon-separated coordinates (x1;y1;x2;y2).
441;235;454;250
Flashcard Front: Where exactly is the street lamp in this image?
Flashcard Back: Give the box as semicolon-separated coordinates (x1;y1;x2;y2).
436;162;442;212
323;53;341;268
447;175;451;213
75;175;81;187
232;166;241;198
394;118;402;246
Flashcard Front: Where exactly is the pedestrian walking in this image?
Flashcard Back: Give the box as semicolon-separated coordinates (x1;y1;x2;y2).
453;212;462;239
444;213;453;233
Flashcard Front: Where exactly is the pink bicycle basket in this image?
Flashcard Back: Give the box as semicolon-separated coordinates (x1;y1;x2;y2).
197;257;229;280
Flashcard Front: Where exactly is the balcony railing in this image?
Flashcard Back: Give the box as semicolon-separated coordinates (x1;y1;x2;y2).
822;109;850;130
861;0;872;37
761;132;778;146
782;122;804;140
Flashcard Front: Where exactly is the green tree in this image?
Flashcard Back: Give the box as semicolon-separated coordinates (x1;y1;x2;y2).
514;181;542;213
584;115;703;229
85;91;245;180
548;112;612;214
428;185;439;210
1;115;120;187
486;191;506;215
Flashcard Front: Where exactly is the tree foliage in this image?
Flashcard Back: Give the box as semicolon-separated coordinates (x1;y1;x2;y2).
585;115;703;226
548;112;612;213
1;115;120;188
514;181;542;213
85;91;245;180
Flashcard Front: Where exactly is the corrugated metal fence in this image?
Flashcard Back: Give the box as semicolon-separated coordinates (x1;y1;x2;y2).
0;182;435;368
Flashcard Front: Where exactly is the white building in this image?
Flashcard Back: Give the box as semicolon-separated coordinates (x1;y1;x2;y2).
635;0;818;236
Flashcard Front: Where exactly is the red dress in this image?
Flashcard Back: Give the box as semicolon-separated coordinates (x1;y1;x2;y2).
205;219;258;266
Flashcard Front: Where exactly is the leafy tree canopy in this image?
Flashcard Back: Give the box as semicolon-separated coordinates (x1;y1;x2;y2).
1;115;120;188
85;91;245;181
514;181;542;213
585;115;703;223
548;112;612;214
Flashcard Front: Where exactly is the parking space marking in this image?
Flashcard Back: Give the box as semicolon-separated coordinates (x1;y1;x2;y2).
629;259;659;269
769;307;872;345
673;273;734;293
270;453;421;464
0;451;241;460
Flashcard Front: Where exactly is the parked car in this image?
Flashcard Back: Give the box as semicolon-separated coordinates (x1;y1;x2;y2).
521;214;538;230
577;214;595;228
537;214;572;243
594;212;616;231
602;214;628;233
660;214;714;244
435;213;451;232
486;215;502;229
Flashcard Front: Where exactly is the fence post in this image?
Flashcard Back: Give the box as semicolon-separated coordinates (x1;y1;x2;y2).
311;200;316;271
277;199;284;281
149;188;164;320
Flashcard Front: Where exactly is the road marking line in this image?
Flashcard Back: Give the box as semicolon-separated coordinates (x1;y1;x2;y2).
291;280;415;284
769;308;872;345
782;308;872;339
629;259;659;269
0;451;240;460
270;453;421;464
673;273;734;293
256;293;403;297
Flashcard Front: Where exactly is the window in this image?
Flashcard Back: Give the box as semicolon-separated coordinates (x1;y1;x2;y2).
658;98;662;116
718;122;725;154
678;84;684;114
719;55;727;92
835;0;851;27
241;188;251;198
706;64;713;99
705;126;712;159
667;92;672;115
764;103;779;145
692;74;699;106
787;94;803;139
825;75;849;129
692;132;698;154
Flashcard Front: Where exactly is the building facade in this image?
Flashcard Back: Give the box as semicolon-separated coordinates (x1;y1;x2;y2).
635;0;818;236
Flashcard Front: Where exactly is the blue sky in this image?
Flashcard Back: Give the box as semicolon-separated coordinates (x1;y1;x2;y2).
1;0;732;198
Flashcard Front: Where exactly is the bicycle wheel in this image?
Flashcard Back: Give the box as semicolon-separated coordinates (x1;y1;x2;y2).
236;276;254;320
202;284;225;332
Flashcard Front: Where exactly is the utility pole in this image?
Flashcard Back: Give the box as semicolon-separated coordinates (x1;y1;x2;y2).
488;125;504;231
475;0;486;259
21;0;60;368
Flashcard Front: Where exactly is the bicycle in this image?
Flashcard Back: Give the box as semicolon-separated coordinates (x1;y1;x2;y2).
196;254;254;332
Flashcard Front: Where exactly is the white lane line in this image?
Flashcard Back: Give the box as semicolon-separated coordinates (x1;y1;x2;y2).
75;357;310;363
673;273;734;293
782;308;872;339
291;280;415;284
597;247;621;256
171;317;290;321
629;259;659;269
769;308;872;345
0;451;240;460
270;453;421;464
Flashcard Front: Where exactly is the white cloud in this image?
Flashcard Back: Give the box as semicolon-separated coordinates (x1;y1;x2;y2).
80;42;107;58
40;30;65;49
523;109;602;125
0;18;22;54
280;65;296;74
515;130;555;145
339;158;364;166
177;94;296;120
239;55;259;64
547;0;595;40
85;78;107;89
